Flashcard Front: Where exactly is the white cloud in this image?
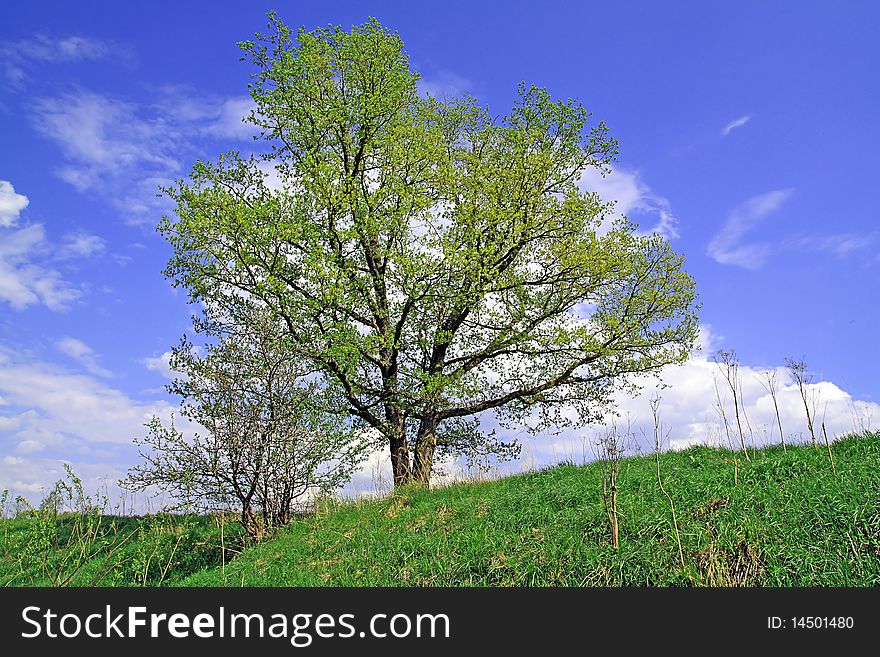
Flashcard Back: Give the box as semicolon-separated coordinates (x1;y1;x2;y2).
55;337;113;378
0;344;181;453
418;71;472;99
784;231;878;259
33;91;181;220
143;351;176;380
10;34;109;63
256;161;285;193
0;184;99;311
0;344;203;504
1;34;113;86
150;89;258;142
16;438;49;454
0;455;135;504
0;180;29;227
0;223;82;310
9;480;44;494
707;188;794;269
694;323;723;352
3;327;875;503
342;320;879;497
32;89;260;223
722;115;751;137
518;327;879;465
57;231;106;259
579;166;679;239
204;96;258;140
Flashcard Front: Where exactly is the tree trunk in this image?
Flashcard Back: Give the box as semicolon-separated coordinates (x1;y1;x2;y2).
412;414;438;485
390;438;411;487
387;411;412;487
241;507;262;541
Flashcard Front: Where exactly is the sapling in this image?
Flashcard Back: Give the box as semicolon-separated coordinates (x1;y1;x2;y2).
595;417;632;550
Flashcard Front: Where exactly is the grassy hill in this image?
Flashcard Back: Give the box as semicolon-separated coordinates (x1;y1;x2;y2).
184;433;879;586
3;433;879;586
0;512;248;587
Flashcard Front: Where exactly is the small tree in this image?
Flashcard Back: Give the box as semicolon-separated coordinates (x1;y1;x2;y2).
122;312;366;540
595;417;632;550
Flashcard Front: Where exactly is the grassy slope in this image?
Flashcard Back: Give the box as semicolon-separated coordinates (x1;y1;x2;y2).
181;433;880;587
0;513;247;587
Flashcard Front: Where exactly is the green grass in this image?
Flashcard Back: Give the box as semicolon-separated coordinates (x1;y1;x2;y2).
0;512;248;586
181;433;880;586
4;433;879;586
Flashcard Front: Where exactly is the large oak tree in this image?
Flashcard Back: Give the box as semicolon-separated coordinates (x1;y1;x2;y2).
161;15;699;487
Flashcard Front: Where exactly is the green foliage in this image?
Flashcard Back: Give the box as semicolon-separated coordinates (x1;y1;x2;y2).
176;433;880;587
159;14;700;485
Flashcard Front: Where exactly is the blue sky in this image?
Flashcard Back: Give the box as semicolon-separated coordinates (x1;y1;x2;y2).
1;0;878;502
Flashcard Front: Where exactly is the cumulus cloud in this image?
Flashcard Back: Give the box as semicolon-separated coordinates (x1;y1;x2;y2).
0;344;190;500
0;180;29;227
579;166;679;239
341;323;879;497
3;327;876;503
511;327;878;466
721;115;751;137
707;188;794;269
0;349;170;448
0;455;135;504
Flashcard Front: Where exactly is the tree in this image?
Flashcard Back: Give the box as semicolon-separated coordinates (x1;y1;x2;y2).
122;310;365;540
160;15;699;488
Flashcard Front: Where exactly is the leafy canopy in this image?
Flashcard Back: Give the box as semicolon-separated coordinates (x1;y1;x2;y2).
160;14;699;484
